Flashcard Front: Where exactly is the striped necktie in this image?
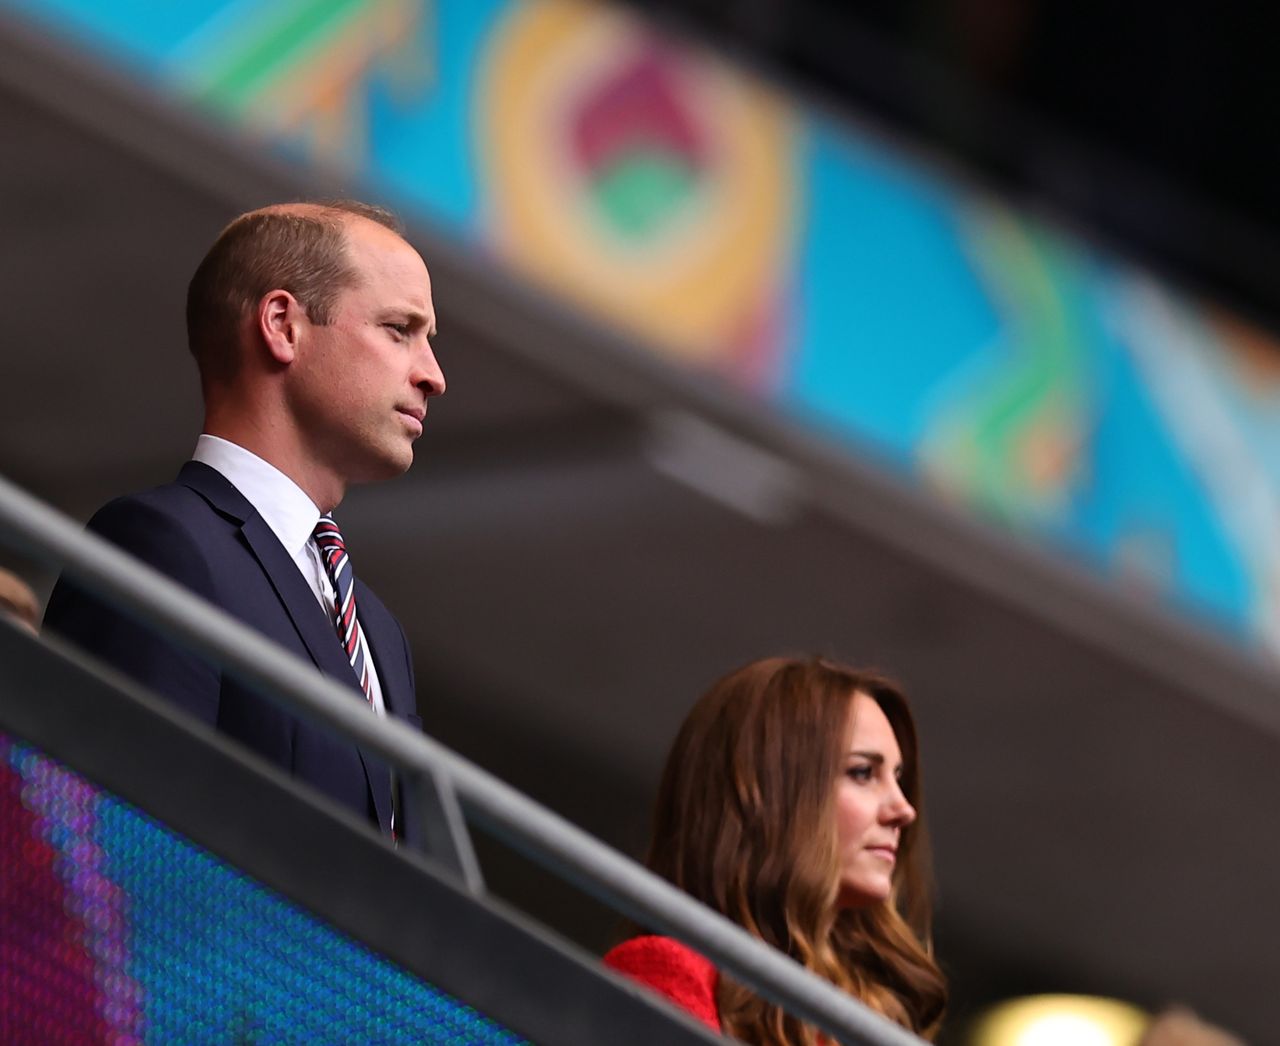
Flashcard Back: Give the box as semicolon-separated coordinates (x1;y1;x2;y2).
312;516;372;703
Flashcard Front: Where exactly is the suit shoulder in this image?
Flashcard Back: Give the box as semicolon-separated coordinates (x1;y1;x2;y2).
84;484;222;590
44;481;225;723
90;480;213;528
90;476;235;537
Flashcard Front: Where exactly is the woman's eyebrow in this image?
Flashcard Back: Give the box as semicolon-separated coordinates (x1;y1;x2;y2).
848;751;907;776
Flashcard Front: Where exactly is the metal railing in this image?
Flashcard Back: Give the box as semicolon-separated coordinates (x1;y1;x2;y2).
0;471;923;1046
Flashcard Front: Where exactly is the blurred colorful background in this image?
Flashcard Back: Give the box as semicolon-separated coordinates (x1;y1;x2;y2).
10;0;1279;655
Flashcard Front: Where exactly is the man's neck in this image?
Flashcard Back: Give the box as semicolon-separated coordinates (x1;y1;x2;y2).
201;417;345;512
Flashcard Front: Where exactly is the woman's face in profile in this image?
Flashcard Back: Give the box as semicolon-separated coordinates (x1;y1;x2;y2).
833;691;916;908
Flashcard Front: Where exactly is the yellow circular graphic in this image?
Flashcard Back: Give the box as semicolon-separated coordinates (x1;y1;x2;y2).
478;0;795;365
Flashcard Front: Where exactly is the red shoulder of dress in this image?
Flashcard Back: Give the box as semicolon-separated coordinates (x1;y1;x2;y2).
604;935;721;1032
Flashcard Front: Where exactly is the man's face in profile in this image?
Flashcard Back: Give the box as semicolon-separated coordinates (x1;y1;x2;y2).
287;218;445;487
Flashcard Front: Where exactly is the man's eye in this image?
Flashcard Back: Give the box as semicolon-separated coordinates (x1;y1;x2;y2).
385;322;409;337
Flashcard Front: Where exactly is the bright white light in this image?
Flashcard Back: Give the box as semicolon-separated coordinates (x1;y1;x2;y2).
970;994;1149;1046
1011;1012;1121;1046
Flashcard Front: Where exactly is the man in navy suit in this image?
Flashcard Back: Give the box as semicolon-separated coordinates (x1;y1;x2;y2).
45;200;445;842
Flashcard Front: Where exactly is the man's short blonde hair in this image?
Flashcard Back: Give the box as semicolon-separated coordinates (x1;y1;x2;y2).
185;200;403;381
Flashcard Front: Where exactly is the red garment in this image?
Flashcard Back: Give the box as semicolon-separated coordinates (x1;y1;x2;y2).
604;935;721;1033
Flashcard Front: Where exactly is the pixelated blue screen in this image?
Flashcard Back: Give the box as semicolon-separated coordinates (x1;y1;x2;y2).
0;733;525;1044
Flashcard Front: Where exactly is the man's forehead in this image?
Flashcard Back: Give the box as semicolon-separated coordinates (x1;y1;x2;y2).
343;226;434;318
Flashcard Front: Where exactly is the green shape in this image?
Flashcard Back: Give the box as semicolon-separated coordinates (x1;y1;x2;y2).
591;150;697;241
936;211;1088;519
193;0;370;113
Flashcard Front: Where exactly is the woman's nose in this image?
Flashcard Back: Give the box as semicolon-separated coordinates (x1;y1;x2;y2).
884;782;916;826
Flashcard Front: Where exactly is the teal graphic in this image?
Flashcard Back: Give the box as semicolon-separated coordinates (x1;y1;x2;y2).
6;0;1280;652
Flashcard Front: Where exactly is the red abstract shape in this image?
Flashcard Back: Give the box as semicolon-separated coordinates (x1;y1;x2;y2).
571;45;707;178
0;746;111;1044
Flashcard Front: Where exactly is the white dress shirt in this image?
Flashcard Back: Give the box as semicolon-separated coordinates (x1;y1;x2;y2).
192;434;387;715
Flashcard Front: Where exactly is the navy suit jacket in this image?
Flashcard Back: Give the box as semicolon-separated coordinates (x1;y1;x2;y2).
44;461;420;843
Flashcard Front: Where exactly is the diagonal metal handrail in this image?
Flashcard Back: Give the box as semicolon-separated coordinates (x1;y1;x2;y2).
0;471;923;1046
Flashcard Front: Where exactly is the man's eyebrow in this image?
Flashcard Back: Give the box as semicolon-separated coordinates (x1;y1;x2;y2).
380;308;436;337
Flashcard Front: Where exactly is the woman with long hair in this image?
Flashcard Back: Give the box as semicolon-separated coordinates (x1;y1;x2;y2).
605;655;946;1043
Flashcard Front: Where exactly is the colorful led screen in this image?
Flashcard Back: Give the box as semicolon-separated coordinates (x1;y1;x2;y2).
0;733;524;1044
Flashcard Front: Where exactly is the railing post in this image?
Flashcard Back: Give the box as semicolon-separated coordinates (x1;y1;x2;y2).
0;471;924;1045
403;765;485;895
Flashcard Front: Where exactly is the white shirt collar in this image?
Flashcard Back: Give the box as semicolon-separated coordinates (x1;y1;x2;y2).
192;434;321;557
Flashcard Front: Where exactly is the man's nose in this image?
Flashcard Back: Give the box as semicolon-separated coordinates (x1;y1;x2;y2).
414;343;446;398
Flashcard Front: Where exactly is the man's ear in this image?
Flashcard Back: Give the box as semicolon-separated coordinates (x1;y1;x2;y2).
257;289;305;365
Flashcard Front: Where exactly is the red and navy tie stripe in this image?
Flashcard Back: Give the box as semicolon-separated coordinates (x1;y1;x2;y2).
312;516;372;703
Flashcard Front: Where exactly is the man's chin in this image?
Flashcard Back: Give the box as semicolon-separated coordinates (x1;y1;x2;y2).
350;447;415;485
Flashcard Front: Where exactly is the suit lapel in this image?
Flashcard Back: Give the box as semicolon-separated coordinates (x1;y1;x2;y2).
242;512;359;686
356;581;412;720
180;463;358;686
178;461;393;832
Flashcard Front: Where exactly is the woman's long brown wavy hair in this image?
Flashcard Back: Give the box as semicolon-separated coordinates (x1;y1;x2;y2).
644;656;947;1043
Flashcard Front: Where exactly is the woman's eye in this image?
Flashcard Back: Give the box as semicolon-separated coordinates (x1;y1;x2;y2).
846;765;874;783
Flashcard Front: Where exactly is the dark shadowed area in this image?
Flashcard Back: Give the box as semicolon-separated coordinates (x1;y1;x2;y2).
1;12;1275;1043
